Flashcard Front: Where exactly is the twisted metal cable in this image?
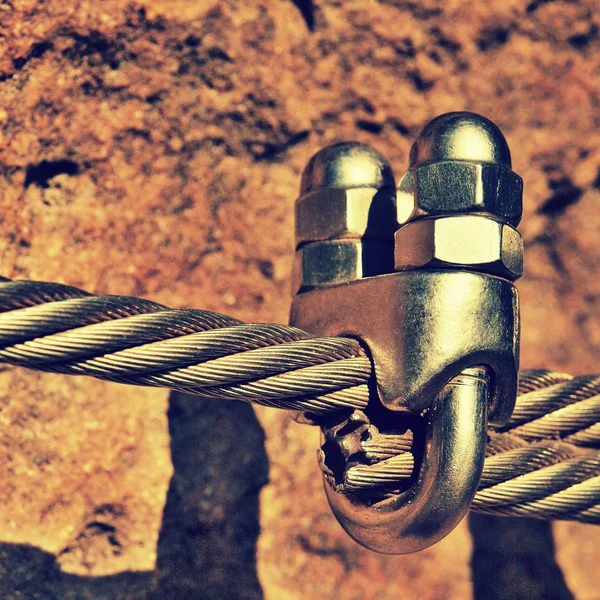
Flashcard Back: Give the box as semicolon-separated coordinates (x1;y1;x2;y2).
0;279;599;522
0;279;371;413
330;372;600;522
500;373;600;447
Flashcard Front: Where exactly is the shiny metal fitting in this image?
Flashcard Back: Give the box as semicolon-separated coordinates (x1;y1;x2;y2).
292;270;518;554
293;142;397;293
300;141;395;193
395;214;524;280
292;240;392;292
396;112;523;226
323;367;489;554
290;112;522;555
292;270;518;422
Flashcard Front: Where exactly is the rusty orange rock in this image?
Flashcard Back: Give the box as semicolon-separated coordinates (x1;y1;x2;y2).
0;1;599;598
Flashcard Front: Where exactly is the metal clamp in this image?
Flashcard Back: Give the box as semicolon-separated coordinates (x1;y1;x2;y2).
290;112;522;553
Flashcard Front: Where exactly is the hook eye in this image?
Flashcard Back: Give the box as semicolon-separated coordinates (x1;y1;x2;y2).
322;367;488;554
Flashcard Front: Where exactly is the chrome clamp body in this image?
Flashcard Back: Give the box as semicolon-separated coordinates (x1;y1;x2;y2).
291;270;519;424
290;113;523;554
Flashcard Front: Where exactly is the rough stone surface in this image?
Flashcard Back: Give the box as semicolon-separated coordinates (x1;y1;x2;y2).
0;0;599;598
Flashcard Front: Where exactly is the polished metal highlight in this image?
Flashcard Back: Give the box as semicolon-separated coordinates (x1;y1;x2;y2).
409;112;513;167
396;111;523;226
291;270;519;422
394;214;523;280
395;112;524;278
291;111;524;554
300;141;395;194
293;141;397;293
293;239;389;292
321;367;489;554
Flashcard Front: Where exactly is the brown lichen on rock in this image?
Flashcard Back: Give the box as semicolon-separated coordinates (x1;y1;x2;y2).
0;0;599;598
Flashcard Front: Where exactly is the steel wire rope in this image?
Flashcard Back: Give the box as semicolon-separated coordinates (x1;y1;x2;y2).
0;279;599;522
333;372;600;522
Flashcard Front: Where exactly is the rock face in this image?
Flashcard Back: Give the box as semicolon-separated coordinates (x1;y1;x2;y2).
0;1;599;598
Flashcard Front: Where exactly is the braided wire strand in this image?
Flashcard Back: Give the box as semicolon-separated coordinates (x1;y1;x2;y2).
335;372;600;522
0;279;599;522
0;280;371;414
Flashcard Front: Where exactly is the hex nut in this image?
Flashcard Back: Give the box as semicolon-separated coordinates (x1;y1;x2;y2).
396;161;523;226
296;187;397;248
394;215;523;280
292;240;394;293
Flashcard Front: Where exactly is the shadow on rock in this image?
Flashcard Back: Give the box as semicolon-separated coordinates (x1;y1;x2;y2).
0;393;269;600
469;513;574;600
